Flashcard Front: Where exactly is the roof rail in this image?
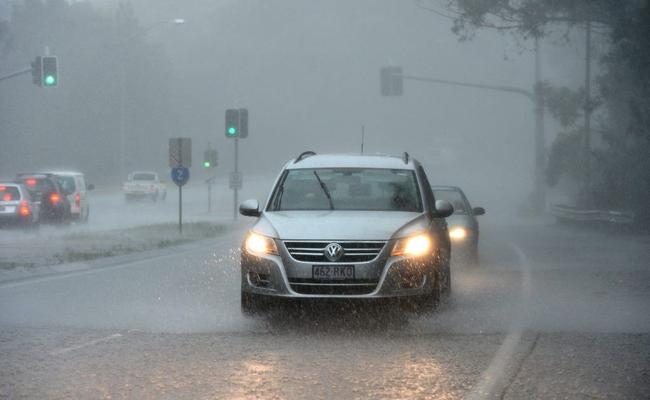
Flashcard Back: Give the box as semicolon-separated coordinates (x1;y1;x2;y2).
294;151;316;163
402;152;409;164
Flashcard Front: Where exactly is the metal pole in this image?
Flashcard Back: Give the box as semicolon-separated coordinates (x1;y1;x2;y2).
534;37;546;212
234;137;239;220
361;125;365;154
0;67;33;83
120;58;126;181
208;179;212;213
583;19;593;207
179;185;183;234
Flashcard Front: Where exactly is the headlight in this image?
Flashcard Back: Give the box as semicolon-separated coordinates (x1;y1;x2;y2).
245;232;278;255
391;233;433;257
449;227;467;240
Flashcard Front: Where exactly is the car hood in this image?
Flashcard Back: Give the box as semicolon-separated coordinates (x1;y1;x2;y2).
254;211;428;241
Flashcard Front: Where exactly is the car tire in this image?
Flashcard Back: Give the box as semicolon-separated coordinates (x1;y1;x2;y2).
152;191;159;202
241;291;268;316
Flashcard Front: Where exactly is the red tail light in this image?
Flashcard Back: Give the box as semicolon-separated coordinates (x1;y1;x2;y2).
0;185;5;191
50;193;61;204
75;193;81;206
19;200;31;216
2;193;11;201
26;178;37;187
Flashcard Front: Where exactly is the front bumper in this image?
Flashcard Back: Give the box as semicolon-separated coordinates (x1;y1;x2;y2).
241;239;440;299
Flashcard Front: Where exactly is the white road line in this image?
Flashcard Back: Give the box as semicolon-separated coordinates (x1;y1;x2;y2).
50;333;123;356
465;242;533;400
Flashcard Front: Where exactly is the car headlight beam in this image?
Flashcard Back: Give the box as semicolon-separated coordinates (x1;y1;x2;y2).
245;232;279;255
449;227;467;240
391;233;433;257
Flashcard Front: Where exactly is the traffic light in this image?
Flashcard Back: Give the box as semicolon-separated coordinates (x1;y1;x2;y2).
380;66;403;96
225;108;249;138
238;108;248;138
31;56;42;87
41;56;58;87
225;109;239;138
203;149;218;168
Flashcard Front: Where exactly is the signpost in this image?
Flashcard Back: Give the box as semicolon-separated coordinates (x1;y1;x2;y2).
229;171;242;190
225;108;248;220
169;138;191;233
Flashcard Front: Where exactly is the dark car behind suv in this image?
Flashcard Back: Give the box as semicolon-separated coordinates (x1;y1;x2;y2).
15;173;71;224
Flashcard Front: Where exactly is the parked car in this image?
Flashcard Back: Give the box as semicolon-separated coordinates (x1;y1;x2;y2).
238;151;454;315
431;186;485;264
15;173;71;224
42;171;94;222
0;182;40;228
123;171;167;202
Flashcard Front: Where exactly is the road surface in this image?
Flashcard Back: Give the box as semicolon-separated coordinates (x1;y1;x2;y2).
1;217;649;399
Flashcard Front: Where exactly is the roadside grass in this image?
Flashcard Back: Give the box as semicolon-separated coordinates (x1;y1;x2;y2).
0;222;227;270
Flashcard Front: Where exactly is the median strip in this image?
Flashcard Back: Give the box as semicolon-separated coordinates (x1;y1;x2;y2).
0;222;228;271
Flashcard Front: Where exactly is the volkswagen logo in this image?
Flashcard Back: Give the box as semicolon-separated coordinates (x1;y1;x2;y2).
324;242;344;262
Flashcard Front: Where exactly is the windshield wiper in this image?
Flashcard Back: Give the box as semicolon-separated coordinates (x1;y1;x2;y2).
313;171;334;210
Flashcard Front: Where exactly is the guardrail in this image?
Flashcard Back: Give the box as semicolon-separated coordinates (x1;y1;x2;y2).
550;204;635;224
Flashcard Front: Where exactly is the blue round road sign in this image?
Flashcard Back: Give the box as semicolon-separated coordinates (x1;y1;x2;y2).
171;167;190;187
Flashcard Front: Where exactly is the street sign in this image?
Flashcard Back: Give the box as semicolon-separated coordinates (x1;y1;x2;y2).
229;171;242;190
171;167;190;187
169;137;192;168
380;66;403;96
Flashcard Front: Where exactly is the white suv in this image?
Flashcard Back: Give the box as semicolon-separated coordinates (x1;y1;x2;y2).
238;152;454;314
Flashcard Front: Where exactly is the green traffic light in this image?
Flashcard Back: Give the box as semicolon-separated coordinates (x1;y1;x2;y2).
44;75;56;86
203;161;211;168
228;126;236;135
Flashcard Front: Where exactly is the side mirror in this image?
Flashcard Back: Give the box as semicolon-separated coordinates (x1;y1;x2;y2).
87;184;95;191
239;199;261;217
472;206;485;216
434;199;454;218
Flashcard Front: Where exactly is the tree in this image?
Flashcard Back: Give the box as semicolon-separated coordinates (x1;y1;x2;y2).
430;0;650;225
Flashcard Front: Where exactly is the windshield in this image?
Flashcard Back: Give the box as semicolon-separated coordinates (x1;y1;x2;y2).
270;168;422;212
56;176;76;194
433;189;468;214
0;185;21;202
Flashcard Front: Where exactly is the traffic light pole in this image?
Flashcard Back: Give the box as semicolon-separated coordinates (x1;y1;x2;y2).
233;137;239;220
0;67;33;83
396;66;545;212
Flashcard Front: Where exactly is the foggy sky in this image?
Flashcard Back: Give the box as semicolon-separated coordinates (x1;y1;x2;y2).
3;0;590;210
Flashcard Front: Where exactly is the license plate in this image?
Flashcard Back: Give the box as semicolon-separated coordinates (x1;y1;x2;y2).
0;206;15;213
312;265;354;280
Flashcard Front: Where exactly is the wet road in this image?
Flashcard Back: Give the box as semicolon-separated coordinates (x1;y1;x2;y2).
1;220;649;399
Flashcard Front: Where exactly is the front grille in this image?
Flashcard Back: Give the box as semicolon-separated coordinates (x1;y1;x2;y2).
289;283;377;295
284;241;386;263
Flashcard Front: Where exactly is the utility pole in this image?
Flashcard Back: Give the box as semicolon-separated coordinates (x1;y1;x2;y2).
234;137;239;220
533;37;546;212
583;19;593;208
